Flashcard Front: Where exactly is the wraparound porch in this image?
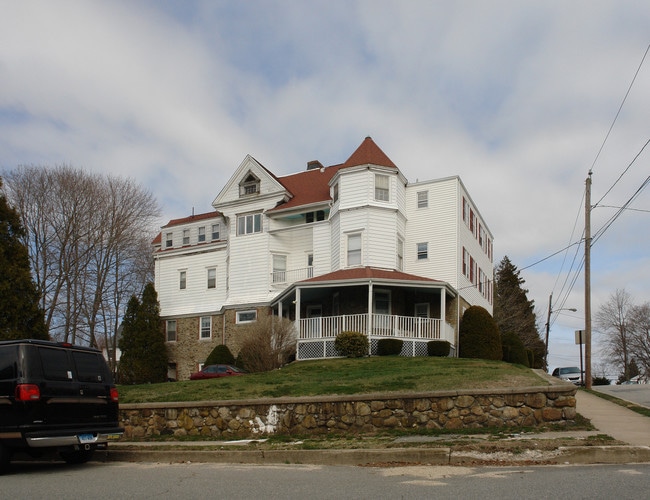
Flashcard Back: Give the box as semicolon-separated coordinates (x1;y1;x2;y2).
271;267;459;361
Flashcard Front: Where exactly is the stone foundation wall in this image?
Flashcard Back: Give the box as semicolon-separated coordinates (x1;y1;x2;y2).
120;385;576;439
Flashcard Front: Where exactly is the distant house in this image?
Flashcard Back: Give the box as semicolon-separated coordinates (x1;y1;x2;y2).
153;137;494;380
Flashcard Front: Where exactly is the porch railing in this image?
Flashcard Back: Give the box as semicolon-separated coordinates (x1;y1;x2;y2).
299;313;453;342
271;266;314;284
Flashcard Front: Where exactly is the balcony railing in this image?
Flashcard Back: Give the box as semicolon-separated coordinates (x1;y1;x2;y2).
299;313;454;343
271;266;314;284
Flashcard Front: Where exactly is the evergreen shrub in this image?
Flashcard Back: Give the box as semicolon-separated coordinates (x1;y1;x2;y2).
501;331;530;367
526;349;534;368
427;340;451;357
458;305;502;361
334;331;369;358
377;338;403;356
205;344;236;366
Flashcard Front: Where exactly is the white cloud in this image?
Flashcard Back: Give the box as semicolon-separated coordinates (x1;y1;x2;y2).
1;0;649;372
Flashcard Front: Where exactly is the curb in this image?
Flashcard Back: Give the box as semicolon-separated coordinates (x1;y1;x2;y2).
557;446;650;464
103;448;452;466
101;445;650;466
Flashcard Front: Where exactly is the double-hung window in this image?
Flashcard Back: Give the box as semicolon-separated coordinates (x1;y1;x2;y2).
462;247;469;277
417;242;428;260
417;191;428;208
397;238;404;271
200;316;212;339
272;255;287;283
182;229;190;245
237;213;262;235
179;271;187;290
207;268;216;289
198;226;206;243
347;233;362;266
415;303;429;318
211;223;220;240
165;232;173;248
375;174;389;201
166;320;177;342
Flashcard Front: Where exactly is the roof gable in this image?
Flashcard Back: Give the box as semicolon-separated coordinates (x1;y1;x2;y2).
212;155;286;207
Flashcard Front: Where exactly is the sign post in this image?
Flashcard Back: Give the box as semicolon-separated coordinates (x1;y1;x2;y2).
575;330;585;386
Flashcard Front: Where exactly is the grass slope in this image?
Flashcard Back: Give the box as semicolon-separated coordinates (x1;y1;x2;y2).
118;357;545;404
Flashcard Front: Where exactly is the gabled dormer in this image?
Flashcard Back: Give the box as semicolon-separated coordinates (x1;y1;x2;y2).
212;155;287;210
239;171;260;197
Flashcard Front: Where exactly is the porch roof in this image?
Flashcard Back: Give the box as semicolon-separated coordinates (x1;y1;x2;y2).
300;266;442;285
272;266;456;306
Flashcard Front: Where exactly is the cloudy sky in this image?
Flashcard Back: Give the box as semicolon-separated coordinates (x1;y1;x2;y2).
2;1;649;374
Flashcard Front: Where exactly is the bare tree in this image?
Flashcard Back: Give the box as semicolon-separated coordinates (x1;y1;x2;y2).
595;289;634;381
628;302;650;380
237;313;297;372
2;165;160;361
3;166;96;339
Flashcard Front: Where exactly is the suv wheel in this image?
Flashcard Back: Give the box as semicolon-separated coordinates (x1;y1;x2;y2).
60;446;95;465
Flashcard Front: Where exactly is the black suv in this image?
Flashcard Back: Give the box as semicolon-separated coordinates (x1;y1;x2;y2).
0;339;123;469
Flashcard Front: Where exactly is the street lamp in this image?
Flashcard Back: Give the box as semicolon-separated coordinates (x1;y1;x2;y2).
544;293;577;371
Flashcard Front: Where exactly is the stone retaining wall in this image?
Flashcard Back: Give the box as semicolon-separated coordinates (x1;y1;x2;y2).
120;385;577;439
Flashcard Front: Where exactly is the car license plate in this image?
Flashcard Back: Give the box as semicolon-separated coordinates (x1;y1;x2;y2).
78;434;95;443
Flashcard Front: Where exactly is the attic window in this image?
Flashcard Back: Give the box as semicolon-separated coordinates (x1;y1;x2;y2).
239;172;260;197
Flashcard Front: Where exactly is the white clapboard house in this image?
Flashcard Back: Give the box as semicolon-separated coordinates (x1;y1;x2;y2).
153;137;494;380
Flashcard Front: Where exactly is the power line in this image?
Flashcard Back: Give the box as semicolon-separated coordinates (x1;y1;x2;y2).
588;43;650;176
592;174;650;245
541;44;650;323
594;136;650;208
520;240;583;272
598;205;650;214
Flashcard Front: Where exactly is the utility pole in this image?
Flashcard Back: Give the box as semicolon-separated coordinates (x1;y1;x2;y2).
544;293;552;371
584;173;592;390
544;293;577;373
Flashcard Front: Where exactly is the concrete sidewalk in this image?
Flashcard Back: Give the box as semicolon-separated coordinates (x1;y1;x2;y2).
576;389;650;446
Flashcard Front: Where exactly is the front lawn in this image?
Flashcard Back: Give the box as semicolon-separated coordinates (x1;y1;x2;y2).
118;357;545;404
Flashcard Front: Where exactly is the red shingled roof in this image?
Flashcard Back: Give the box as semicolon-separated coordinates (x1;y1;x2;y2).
270;164;342;211
270;137;396;212
161;210;221;229
342;136;397;168
300;267;442;284
153;211;222;247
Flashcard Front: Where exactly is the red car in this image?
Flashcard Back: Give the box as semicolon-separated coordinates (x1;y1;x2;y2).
189;364;246;380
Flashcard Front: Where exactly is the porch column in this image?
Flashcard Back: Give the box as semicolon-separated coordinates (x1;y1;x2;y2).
440;289;446;340
367;281;373;347
295;287;301;329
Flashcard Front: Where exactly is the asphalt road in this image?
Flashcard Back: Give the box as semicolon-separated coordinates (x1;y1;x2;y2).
593;383;650;408
3;461;650;499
